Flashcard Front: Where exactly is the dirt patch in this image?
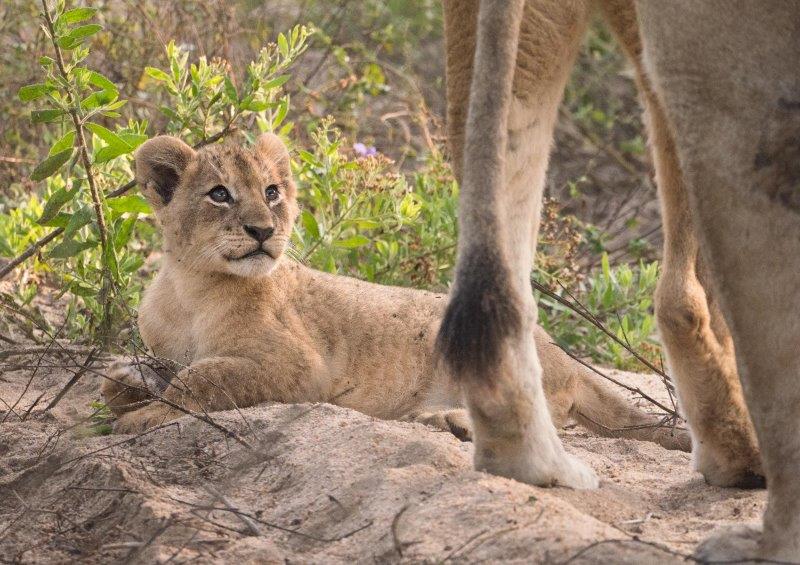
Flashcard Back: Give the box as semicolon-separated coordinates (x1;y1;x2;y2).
0;354;764;563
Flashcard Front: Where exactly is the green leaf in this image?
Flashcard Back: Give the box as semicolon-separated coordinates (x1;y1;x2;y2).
56;24;102;49
69;282;98;298
18;83;50;102
86;123;135;163
86;122;131;150
107;195;151;215
87;71;118;97
63;205;94;239
58;7;97;25
104;100;127;111
104;241;120;280
298;150;317;165
120;254;144;274
224;77;238;101
145;67;171;82
40;212;71;228
114;216;139;250
49;130;76;155
262;75;290;91
94;145;129;163
272;99;289;128
118;133;147;150
49;238;96;259
355;219;381;229
242;100;270;112
277;33;289;57
31;148;73;181
334;235;370;249
80;89;116;111
37;184;79;225
300;210;320;239
31;109;65;123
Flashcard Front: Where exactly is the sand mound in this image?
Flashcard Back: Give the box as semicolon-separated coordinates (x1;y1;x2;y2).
0;356;765;563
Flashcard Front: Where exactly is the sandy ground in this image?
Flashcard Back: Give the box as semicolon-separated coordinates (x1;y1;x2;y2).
0;346;766;564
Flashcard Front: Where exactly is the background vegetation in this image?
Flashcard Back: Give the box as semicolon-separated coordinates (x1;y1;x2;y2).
0;0;665;373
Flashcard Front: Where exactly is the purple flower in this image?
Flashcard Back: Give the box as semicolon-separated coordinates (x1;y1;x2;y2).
353;142;377;157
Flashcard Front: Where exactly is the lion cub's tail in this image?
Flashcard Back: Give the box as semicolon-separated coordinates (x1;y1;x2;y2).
570;365;690;452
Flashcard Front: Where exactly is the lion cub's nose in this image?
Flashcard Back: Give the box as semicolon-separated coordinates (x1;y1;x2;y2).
243;225;275;243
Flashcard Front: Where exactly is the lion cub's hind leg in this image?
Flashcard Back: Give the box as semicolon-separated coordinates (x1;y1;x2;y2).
404;408;473;442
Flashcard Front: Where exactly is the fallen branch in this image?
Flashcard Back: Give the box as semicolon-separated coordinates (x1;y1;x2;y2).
202;484;261;537
42;348;100;413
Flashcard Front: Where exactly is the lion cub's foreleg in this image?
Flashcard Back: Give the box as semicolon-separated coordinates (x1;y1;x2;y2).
101;357;179;415
106;355;322;434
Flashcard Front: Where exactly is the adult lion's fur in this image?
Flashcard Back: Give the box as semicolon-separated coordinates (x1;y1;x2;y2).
440;0;800;559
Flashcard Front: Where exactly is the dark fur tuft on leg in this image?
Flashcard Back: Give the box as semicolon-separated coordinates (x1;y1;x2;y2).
436;248;523;381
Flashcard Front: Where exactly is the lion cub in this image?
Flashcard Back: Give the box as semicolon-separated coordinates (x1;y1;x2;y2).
101;133;686;450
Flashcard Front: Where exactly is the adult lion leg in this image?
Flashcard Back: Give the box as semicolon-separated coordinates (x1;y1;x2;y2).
639;1;800;559
599;0;761;488
439;0;597;488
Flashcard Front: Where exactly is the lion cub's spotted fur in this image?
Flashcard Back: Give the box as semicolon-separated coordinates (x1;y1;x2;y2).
101;134;686;451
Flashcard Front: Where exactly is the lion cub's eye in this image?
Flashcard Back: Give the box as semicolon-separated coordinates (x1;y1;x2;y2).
208;185;232;204
265;184;280;202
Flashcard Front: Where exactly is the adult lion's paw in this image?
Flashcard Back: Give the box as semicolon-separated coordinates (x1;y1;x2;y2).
694;525;761;563
112;403;185;434
406;408;473;442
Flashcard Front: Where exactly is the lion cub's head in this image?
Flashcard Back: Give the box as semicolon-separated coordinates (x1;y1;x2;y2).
135;134;298;278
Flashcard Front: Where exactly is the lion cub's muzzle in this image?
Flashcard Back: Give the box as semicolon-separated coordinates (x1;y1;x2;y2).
231;224;279;261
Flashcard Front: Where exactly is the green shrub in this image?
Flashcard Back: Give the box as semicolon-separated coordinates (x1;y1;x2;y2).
535;254;661;370
292;119;457;289
2;1;663;374
9;2;309;341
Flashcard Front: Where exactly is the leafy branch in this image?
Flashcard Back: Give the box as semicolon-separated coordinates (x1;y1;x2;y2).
2;2;312;342
40;0;114;340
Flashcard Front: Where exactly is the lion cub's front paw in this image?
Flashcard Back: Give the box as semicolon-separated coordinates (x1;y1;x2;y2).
113;403;185;434
101;359;155;416
101;357;178;417
405;408;473;442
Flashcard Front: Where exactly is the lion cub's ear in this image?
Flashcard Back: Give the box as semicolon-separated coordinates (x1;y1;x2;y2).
254;133;290;176
135;136;196;208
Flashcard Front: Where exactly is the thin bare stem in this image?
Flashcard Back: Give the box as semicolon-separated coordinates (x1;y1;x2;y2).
532;278;670;380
